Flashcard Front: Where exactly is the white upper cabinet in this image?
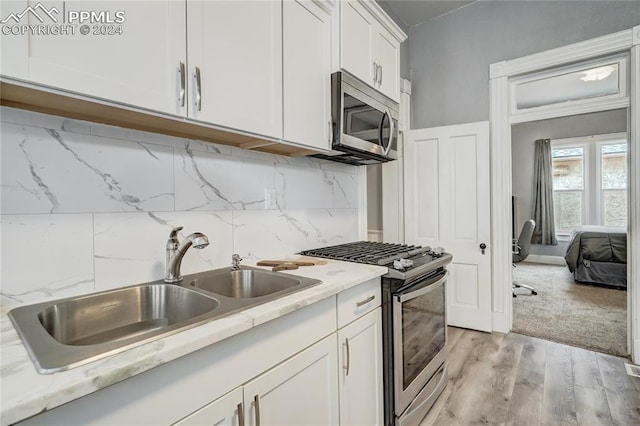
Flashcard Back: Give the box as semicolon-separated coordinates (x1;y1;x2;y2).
374;27;400;101
339;0;406;102
340;0;375;86
1;1;187;116
282;0;332;151
187;0;282;139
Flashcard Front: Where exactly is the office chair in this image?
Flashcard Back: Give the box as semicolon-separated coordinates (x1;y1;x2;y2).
513;219;537;297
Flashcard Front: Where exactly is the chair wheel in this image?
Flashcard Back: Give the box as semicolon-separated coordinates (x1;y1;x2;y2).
532;291;538;295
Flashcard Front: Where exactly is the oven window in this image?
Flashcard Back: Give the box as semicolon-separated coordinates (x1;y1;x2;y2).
401;282;445;389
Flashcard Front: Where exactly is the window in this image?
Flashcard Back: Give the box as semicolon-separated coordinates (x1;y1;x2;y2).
551;134;627;236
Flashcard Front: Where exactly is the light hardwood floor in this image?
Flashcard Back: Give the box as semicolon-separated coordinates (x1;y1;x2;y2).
420;327;640;425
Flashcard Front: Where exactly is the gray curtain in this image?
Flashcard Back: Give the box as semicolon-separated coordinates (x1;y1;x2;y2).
531;139;558;245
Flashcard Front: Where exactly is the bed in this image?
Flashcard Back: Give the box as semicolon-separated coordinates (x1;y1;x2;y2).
564;225;627;288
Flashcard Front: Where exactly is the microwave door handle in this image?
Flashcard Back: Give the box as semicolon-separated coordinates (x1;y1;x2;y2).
381;108;395;156
397;271;448;303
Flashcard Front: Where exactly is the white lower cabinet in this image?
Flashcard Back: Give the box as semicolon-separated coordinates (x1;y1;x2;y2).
174;387;243;426
244;334;339;426
174;334;338;426
338;308;384;426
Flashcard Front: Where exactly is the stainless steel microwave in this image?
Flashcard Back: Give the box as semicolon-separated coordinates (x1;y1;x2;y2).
313;71;399;166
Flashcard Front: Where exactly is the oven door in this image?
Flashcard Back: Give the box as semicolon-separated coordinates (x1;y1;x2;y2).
393;271;448;415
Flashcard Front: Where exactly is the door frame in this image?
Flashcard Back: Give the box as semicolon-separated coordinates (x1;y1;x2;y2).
489;26;640;362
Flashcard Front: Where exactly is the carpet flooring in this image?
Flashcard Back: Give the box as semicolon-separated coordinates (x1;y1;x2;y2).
512;262;627;357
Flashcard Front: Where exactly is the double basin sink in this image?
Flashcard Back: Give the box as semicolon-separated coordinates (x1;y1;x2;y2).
8;267;321;374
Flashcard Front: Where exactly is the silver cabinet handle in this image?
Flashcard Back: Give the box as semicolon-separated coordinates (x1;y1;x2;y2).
193;66;202;111
344;337;350;376
379;65;383;86
237;402;245;426
328;120;333;144
177;61;186;107
356;295;375;307
253;394;261;426
373;61;378;85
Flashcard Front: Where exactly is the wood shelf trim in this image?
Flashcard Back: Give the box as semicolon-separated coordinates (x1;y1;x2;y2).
0;81;323;158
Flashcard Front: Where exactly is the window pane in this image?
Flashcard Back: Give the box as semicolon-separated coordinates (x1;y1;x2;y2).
515;63;620;109
552;147;583;190
553;191;583;232
603;190;627;226
601;144;627;189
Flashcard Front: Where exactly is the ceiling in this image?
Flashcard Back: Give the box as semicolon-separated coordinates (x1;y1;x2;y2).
381;0;476;28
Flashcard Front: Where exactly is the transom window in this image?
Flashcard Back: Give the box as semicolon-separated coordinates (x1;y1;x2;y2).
551;133;628;235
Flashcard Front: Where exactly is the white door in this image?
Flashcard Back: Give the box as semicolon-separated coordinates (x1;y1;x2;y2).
173;387;243;426
187;0;282;138
338;309;384;426
404;121;492;332
1;1;187;116
243;334;339;426
282;0;331;151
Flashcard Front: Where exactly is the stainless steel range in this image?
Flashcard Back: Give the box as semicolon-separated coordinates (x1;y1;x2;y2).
299;241;452;426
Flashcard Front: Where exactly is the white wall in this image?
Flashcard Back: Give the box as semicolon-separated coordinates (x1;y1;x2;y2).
0;107;362;306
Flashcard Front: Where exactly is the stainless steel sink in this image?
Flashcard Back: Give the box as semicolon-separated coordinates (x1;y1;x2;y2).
38;284;219;346
187;268;303;298
9;267;321;374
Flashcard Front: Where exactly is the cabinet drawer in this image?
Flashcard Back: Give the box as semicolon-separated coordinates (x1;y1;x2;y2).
337;278;381;328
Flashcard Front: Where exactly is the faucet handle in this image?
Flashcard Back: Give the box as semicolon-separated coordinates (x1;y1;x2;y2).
231;254;243;270
169;226;184;239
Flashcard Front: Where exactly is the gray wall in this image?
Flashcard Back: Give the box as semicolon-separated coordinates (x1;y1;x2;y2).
409;1;640;129
511;109;628;257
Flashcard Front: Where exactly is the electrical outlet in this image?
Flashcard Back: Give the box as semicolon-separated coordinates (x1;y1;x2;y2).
264;188;277;209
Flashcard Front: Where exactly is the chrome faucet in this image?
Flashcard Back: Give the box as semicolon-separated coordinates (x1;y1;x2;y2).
231;254;243;271
165;226;209;283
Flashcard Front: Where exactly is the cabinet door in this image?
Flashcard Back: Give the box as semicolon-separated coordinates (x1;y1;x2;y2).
187;0;282;139
244;334;339;426
173;388;243;426
282;0;331;151
1;1;187;116
340;0;375;86
374;28;400;101
338;308;384;426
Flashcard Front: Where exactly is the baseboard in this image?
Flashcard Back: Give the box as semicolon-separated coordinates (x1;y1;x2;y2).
526;254;566;266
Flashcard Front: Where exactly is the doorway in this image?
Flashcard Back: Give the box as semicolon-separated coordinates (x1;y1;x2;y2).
489;27;639;363
510;111;629;356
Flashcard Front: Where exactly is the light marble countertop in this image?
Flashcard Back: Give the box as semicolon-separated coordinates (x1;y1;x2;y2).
0;259;386;426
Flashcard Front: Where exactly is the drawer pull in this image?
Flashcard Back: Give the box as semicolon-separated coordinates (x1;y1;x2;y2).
356;295;375;307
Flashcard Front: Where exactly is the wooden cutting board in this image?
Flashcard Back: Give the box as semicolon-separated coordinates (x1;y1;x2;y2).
256;257;328;272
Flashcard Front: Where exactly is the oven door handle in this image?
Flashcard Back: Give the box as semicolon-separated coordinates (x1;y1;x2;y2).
397;271;448;303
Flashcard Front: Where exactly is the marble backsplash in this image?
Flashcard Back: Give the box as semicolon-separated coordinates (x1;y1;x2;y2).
0;107;362;305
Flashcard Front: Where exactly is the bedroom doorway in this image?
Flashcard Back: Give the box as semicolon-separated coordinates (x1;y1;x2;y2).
510;114;629;357
489;26;639;363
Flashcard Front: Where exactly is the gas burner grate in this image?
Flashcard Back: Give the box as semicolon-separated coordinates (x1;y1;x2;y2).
300;241;431;266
